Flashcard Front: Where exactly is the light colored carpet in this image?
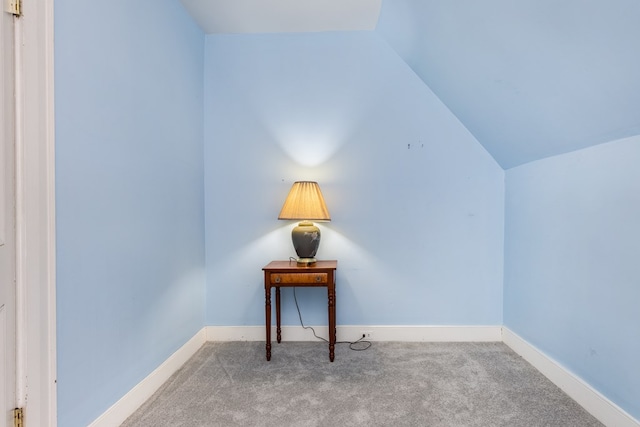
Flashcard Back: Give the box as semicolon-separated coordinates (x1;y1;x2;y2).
121;341;603;427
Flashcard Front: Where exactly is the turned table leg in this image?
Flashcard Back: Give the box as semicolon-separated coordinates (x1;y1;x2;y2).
276;288;282;343
265;286;271;361
328;285;336;362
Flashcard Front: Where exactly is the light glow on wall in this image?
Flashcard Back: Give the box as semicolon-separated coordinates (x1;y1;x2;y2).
277;133;341;167
269;117;353;167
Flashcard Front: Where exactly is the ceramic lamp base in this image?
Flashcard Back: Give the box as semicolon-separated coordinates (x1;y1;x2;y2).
291;221;321;264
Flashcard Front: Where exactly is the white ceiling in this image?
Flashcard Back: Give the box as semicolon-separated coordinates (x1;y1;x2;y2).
180;0;381;34
181;0;640;169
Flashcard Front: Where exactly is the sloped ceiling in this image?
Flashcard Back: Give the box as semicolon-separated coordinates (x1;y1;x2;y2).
181;0;640;169
376;0;640;168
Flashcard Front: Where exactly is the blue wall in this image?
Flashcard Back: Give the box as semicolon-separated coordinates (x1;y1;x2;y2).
54;1;205;426
203;32;505;328
504;136;640;420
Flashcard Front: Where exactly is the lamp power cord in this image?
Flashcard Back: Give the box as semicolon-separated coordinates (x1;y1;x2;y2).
293;287;371;352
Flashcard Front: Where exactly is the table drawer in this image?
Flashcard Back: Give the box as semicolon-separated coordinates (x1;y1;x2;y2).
270;272;328;284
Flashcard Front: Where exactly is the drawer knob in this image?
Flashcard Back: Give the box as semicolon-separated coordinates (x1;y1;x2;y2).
274;276;281;283
315;276;321;282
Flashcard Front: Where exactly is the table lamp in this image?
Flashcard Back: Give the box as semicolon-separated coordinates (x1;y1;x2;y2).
278;181;331;266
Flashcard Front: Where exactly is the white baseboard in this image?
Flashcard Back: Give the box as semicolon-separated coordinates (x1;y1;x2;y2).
206;324;502;342
88;328;207;427
502;327;639;427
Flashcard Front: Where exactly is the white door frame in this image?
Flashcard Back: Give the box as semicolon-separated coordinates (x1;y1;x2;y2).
14;0;56;425
1;3;17;426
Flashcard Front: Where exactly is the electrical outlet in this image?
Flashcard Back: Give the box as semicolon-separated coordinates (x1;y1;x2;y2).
361;330;373;340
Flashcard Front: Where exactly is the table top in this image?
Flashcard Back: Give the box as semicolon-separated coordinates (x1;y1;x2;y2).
263;260;337;271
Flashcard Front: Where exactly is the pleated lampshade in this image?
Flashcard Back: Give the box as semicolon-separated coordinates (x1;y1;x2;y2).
278;181;331;221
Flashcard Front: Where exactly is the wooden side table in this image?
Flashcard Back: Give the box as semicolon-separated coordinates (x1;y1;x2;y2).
263;260;338;362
